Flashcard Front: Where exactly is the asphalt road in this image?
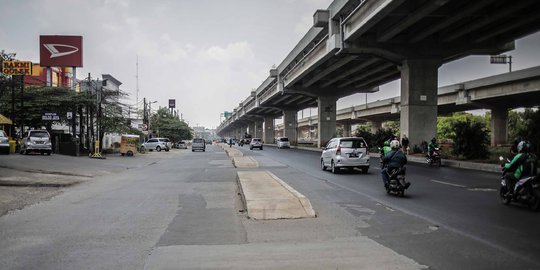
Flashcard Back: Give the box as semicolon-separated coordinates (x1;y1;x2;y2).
1;145;539;269
234;145;540;269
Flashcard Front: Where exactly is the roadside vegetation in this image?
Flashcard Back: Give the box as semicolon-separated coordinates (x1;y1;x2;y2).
354;110;540;163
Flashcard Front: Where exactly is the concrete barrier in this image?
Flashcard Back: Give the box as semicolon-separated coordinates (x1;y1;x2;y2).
237;170;316;220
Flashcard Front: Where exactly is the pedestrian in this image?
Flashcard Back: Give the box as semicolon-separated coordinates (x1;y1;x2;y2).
401;134;409;155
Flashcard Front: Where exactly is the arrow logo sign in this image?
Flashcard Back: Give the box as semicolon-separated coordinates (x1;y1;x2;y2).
43;44;79;58
40;35;83;67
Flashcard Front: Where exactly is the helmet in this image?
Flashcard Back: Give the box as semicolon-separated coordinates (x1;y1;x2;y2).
390;140;400;149
384;140;390;146
431;137;437;143
518;140;530;153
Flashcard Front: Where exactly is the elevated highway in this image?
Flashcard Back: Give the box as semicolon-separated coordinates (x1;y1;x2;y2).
274;66;540;146
218;0;540;147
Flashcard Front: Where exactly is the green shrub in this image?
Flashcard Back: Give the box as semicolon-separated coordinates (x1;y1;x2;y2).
450;119;490;159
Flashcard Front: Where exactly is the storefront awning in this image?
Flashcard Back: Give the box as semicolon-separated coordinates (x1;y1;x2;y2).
0;114;13;125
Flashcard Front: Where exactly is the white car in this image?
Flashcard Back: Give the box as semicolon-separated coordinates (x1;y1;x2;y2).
276;137;290;149
249;138;263;150
321;137;370;174
143;138;170;152
192;138;206;152
0;130;10;154
20;130;52;155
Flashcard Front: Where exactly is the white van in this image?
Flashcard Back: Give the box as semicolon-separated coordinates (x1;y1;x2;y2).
276;137;290;149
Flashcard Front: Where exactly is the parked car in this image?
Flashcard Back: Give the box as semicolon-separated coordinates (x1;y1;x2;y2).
192;138;206;152
276;137;290;149
250;138;263;150
0;130;10;154
321;137;370;174
143;138;170;152
20;130;52;155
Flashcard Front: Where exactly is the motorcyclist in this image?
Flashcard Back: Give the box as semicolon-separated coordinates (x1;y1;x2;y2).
503;140;538;196
381;140;408;189
509;137;521;158
427;137;439;159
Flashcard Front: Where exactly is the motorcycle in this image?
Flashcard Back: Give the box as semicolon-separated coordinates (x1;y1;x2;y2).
499;156;540;211
426;147;441;167
239;140;244;147
384;166;410;197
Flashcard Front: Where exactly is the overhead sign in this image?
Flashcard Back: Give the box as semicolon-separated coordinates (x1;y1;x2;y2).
490;55;508;64
2;61;33;75
42;112;60;121
169;99;176;109
40;35;83;67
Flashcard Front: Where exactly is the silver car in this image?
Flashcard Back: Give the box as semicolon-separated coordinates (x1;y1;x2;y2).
321;137;370;174
192;138;206;152
143;138;170;152
250;138;263;150
276;137;290;149
20;130;52;155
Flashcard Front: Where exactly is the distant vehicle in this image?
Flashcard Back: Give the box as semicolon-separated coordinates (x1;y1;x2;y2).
143;138;170;152
192;138;206;152
276;137;290;149
321;137;370;174
20;130;52;155
0;130;9;154
250;138;263;150
175;141;187;149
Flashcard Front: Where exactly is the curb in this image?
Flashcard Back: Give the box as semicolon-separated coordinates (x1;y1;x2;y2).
266;171;316;218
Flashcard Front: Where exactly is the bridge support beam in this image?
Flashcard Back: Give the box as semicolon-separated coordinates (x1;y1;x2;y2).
255;120;264;139
283;110;298;146
264;116;275;144
248;122;255;137
400;59;441;149
342;122;352;137
370;121;382;134
318;96;338;147
491;107;508;146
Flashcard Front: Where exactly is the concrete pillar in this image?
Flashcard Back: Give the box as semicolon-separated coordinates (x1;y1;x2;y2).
255;120;263;139
342;122;352;137
491;108;508;146
283;110;298;146
264;116;275;144
370;121;382;133
248;122;255;137
318;96;338;147
399;59;441;148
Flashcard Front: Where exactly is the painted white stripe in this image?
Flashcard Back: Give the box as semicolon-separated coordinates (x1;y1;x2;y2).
431;179;467;188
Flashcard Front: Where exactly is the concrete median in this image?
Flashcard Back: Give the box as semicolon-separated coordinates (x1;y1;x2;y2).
237;170;316;220
232;156;258;168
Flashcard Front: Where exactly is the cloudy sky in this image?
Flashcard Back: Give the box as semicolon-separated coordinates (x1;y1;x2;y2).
2;0;540;128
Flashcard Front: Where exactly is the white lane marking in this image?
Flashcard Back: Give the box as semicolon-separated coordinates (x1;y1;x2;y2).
431;179;467;188
467;188;497;192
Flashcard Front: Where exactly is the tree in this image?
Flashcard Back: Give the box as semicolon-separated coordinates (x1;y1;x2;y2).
450;118;490;159
150;107;192;141
437;112;489;141
510;108;540;155
354;125;373;147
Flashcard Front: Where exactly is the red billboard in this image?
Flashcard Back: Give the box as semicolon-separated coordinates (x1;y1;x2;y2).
40;35;83;67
